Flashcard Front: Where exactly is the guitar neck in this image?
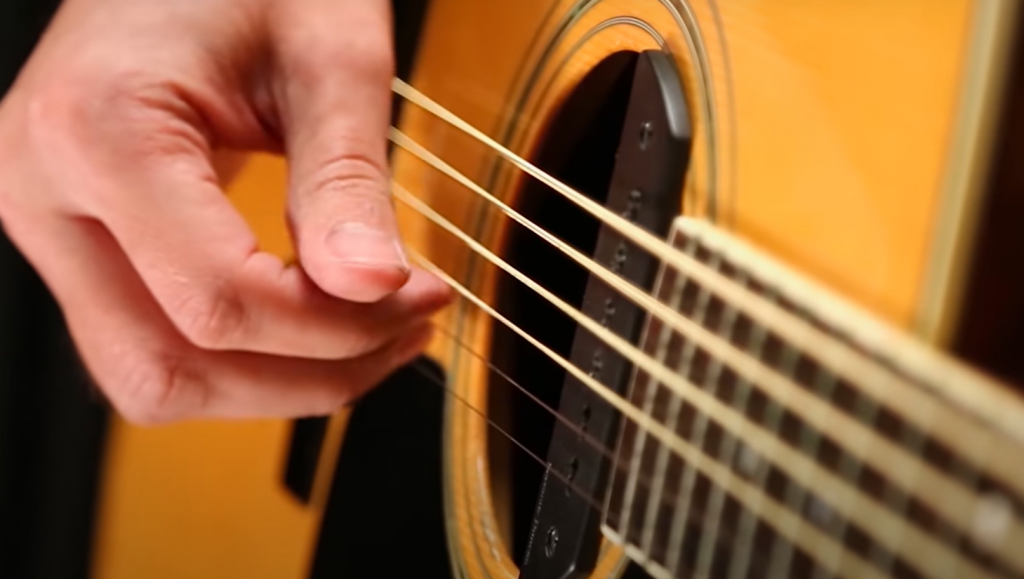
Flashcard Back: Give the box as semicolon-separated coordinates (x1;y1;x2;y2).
601;217;1024;579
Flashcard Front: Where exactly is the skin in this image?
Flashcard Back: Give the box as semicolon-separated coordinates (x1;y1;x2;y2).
0;0;454;424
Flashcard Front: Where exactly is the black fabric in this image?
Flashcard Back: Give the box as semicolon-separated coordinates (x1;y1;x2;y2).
305;3;449;576
0;1;439;578
0;2;111;579
0;0;62;94
306;360;452;579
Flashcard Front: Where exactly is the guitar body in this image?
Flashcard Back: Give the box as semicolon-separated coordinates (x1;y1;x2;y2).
90;1;1024;579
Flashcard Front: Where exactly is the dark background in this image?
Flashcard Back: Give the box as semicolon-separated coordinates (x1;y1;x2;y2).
0;2;448;579
1;2;110;579
2;2;1024;579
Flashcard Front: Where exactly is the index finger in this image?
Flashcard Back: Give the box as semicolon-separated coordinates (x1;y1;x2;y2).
36;89;450;360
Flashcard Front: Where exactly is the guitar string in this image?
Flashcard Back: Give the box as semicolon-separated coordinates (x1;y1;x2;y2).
386;80;1024;576
398;168;917;577
406;247;998;579
690;267;770;579
390;176;1021;573
421;302;953;579
386;82;1015;577
415;321;1004;579
389;132;958;510
410;313;882;579
419;318;703;517
651;247;715;577
627;242;699;557
423;311;849;534
388;125;1024;521
409;331;868;577
391;77;1024;490
407;326;881;579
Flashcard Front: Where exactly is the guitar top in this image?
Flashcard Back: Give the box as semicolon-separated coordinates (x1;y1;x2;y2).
86;2;1024;579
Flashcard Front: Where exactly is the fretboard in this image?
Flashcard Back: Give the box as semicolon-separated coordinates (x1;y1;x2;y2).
601;218;1024;579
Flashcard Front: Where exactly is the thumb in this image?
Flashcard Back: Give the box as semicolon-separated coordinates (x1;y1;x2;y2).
274;0;406;303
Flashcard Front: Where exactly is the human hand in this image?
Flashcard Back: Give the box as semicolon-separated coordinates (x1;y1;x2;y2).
0;0;452;423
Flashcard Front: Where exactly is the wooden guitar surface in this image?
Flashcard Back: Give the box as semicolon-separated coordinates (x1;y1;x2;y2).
90;2;1024;579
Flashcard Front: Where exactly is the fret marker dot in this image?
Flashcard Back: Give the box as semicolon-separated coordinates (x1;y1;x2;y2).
972;492;1012;549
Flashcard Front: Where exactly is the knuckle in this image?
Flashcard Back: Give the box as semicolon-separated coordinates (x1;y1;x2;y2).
25;68;134;137
113;350;205;425
303;153;392;222
341;314;399;359
13;68;205;214
339;331;381;360
92;73;206;161
27;68;201;162
307;152;387;203
286;34;394;89
308;153;386;196
23;82;88;150
171;284;248;350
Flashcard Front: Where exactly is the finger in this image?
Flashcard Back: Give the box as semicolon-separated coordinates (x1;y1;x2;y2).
7;212;433;423
193;323;432;419
270;0;405;303
30;83;450;360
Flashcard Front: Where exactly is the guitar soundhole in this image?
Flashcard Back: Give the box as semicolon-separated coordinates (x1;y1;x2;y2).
486;50;640;565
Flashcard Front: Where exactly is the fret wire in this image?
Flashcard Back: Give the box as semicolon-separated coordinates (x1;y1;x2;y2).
407;187;1015;573
873;414;928;573
439;279;990;578
838;375;893;573
393;145;1024;573
806;372;845;579
651;262;713;574
440;286;991;573
428;303;884;577
390;96;1024;501
877;379;995;577
411;217;1019;577
620;269;685;545
949;460;983;573
615;232;683;544
663;228;999;573
643;248;723;568
765;345;809;579
671;220;1024;506
646;235;1011;579
637;248;699;556
829;383;931;577
423;252;916;579
681;271;760;578
393;131;1024;534
664;269;746;575
723;290;789;579
393;93;1024;524
689;273;754;577
611;439;892;579
657;228;1023;577
415;236;897;573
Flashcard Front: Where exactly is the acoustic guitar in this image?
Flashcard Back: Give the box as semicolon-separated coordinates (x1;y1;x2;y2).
87;1;1024;578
